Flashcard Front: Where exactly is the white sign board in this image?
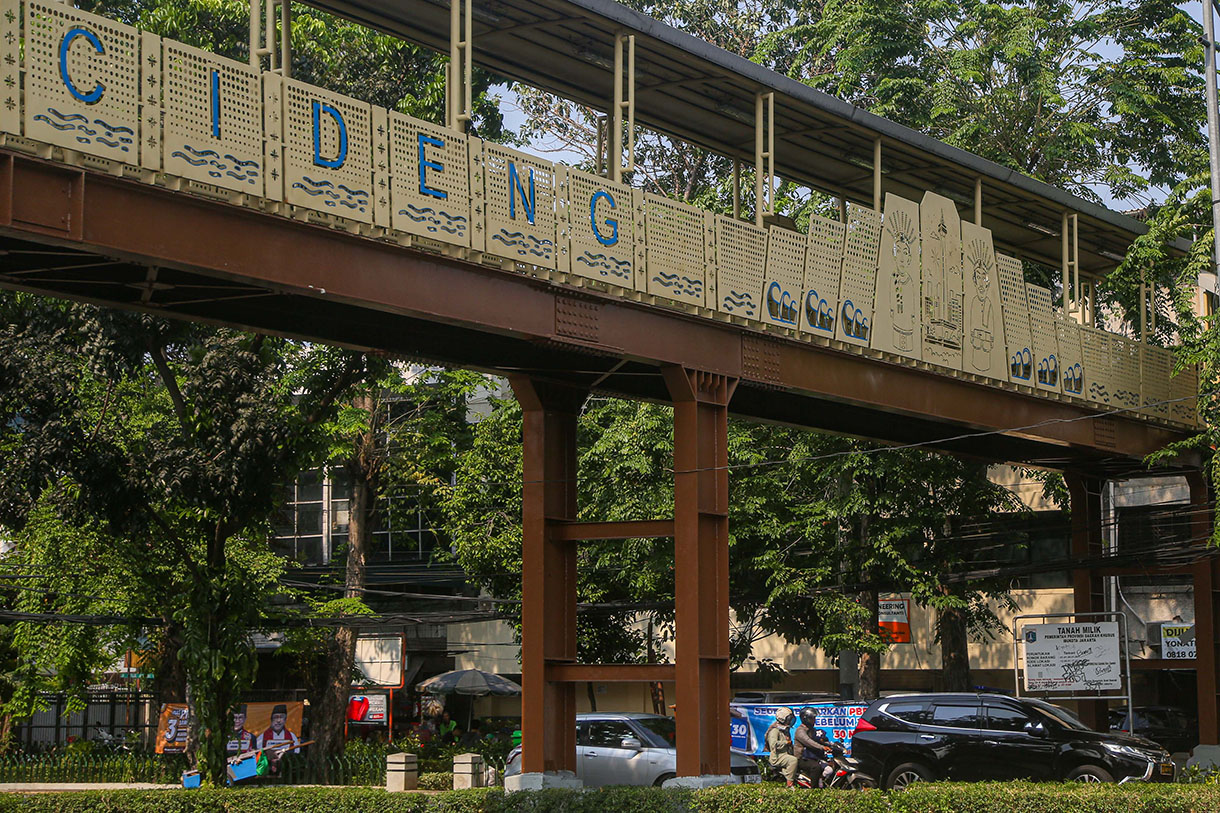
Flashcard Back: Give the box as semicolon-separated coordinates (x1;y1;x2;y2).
1161;624;1196;660
1021;622;1122;692
353;635;403;687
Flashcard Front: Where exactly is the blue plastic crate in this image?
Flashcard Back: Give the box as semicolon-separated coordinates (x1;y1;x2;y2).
226;754;259;783
181;770;201;789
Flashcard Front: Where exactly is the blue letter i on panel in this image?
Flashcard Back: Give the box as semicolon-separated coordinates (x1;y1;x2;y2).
210;69;221;138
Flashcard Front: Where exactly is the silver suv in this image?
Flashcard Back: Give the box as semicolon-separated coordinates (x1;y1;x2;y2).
504;712;761;787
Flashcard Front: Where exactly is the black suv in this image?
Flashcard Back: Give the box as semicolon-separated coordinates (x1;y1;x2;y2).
850;693;1174;789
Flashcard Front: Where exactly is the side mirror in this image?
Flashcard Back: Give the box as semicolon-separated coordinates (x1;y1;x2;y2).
620;737;643;751
1023;721;1046;737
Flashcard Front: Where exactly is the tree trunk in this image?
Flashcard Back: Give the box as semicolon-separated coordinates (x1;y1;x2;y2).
586;682;597;712
308;394;375;778
858;587;880;700
939;603;971;692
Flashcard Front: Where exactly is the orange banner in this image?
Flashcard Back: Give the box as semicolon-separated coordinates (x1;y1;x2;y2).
155;703;189;754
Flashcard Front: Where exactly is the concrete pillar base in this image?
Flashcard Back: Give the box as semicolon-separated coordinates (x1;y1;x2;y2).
661;774;737;789
504;771;583;792
1188;744;1220;769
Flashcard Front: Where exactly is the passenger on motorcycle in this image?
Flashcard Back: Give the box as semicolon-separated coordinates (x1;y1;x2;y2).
793;708;834;788
764;707;800;787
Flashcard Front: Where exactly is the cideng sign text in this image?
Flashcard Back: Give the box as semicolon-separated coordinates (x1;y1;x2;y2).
0;0;1196;427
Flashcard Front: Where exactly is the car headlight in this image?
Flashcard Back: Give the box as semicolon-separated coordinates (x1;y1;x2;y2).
1103;743;1153;759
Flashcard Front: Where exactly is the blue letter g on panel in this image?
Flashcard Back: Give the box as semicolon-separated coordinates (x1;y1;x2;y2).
312;100;348;169
590;190;618;246
59;27;105;104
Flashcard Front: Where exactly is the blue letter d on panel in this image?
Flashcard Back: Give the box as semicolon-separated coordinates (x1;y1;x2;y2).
312;100;348;169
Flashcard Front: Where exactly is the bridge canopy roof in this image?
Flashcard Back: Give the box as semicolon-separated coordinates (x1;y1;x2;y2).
310;0;1188;276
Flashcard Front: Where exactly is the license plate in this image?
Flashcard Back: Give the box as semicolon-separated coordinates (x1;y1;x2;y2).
1160;763;1174;776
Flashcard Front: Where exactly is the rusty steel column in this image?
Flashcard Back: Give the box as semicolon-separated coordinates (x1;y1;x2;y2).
1189;471;1219;745
510;376;586;775
663;366;737;778
1066;472;1107;730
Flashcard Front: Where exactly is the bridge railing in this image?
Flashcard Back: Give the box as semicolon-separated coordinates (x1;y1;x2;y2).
0;0;1198;428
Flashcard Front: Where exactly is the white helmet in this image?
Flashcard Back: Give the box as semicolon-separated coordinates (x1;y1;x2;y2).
774;707;795;726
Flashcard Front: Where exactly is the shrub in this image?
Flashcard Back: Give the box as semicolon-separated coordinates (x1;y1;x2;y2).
419;771;454;791
1;781;1220;813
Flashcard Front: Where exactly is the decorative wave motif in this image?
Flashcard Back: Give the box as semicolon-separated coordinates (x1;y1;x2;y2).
33;108;133;152
1087;382;1110;402
1114;388;1140;406
575;251;630;280
399;203;468;236
292;175;368;212
170;144;260;185
766;282;798;325
652;270;703;297
721;290;754;314
492;230;554;259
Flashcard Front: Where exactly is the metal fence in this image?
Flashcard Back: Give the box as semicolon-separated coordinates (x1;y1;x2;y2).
0;751;386;786
0;752;189;784
12;692;157;751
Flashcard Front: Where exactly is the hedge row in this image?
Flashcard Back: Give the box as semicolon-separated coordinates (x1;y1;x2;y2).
1;783;1220;813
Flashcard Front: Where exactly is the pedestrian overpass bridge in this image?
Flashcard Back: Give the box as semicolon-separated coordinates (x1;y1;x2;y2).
0;0;1207;783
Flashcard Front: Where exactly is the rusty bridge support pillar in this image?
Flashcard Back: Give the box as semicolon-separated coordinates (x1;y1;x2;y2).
509;376;586;789
1066;473;1107;731
1189;471;1219;750
663;366;737;783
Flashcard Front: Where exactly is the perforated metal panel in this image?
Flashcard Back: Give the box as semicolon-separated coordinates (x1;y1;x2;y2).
760;225;805;328
919;192;963;370
835;202;881;347
1025;284;1061;392
1110;335;1141;411
960;221;1005;381
24;2;140;164
389;111;471;247
1055;315;1084;397
483;143;556;268
561;169;634;285
1140;345;1171;420
714;215;766;319
0;0;19;136
995;254;1032;386
162;41;262;194
800;214;844;338
283;79;373;223
643;192;706;307
261;72;284;202
1080;327;1112;405
871;193;921;359
1170;363;1199;426
138;31;159;171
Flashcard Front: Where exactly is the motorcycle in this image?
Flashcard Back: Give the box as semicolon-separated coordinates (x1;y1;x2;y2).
760;744;875;790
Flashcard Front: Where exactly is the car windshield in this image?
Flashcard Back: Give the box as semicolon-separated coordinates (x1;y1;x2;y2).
1024;699;1093;731
634;717;677;748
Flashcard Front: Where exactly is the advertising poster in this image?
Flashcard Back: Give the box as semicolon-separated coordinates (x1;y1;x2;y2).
729;703;867;756
1161;624;1196;660
155;703;189;754
227;701;304;755
1021;622;1121;691
347;693;388;724
879;598;912;643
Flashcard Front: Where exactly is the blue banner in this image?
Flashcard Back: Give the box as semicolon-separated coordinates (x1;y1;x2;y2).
729;702;867;756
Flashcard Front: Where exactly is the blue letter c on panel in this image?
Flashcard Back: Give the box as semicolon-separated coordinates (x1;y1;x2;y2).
312;100;348;169
59;28;105;104
590;190;618;246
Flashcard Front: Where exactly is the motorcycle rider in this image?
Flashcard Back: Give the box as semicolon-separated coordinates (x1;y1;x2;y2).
793;709;835;787
764;707;800;787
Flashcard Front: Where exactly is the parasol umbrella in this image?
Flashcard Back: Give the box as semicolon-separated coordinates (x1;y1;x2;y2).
417;669;522;734
417;668;522;697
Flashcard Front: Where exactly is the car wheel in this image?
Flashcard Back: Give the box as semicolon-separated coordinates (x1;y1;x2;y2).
1066;765;1115;783
885;761;932;790
653;772;676;787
